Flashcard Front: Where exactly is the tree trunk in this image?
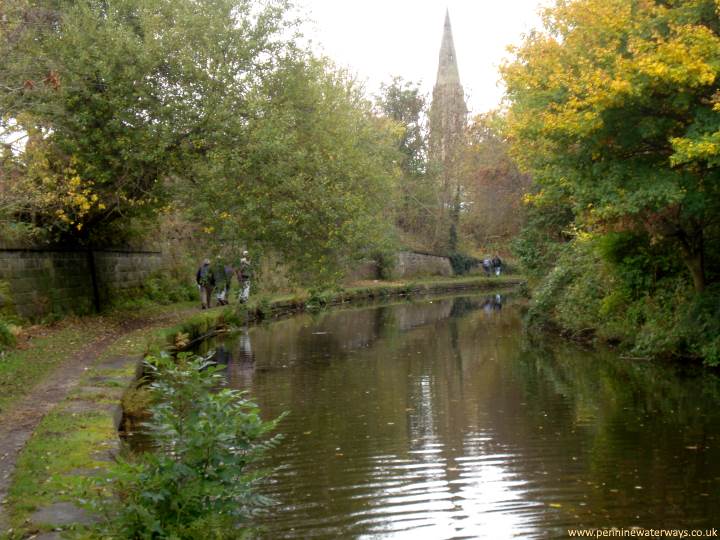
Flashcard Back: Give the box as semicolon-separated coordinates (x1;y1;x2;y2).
685;252;706;293
677;229;705;294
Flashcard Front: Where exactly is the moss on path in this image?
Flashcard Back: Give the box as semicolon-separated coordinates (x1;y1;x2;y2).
0;302;197;536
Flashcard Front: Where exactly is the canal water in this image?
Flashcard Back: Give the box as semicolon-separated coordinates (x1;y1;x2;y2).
195;294;720;539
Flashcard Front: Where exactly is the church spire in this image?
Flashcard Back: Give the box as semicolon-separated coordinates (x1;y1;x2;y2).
428;9;468;251
429;9;467;163
436;9;461;87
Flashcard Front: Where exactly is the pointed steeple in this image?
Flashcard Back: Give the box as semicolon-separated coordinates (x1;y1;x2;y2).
436;9;461;86
429;9;467;164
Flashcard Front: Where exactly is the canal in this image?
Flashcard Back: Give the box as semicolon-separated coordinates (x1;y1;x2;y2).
195;293;720;539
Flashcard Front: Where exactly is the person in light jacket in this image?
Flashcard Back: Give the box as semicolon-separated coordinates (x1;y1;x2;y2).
236;251;252;303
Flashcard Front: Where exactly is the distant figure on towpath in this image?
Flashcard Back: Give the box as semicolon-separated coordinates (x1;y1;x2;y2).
236;251;252;303
492;255;503;276
196;258;216;309
214;256;233;306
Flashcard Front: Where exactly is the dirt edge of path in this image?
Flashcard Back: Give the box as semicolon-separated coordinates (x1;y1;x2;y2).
0;307;198;532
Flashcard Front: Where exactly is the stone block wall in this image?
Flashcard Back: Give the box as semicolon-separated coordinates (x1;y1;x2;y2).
394;251;453;279
0;249;165;320
345;260;380;282
94;251;165;303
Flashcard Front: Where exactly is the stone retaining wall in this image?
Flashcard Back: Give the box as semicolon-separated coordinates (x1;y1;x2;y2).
0;249;164;320
395;251;453;279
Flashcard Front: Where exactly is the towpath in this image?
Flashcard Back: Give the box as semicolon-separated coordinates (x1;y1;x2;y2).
0;303;199;532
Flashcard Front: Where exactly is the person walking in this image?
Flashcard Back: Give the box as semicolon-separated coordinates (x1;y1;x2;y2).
491;255;503;276
196;258;216;309
236;251;252;303
214;256;233;306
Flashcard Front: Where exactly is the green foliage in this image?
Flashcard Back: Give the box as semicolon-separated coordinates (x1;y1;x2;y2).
1;0;293;243
141;273;196;305
375;77;441;248
448;253;479;276
376;77;428;177
523;246;577;332
0;318;16;350
110;272;196;311
187;56;399;282
306;286;344;312
510;196;573;281
96;353;283;539
596;232;683;299
372;248;398;281
255;297;273;320
503;0;720;293
504;0;720;362
524;233;720;364
684;285;720;366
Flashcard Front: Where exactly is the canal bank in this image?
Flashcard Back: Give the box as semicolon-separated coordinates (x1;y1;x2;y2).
194;295;720;538
0;274;522;539
145;275;525;356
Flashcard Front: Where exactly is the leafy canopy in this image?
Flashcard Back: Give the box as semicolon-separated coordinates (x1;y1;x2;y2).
502;0;720;291
1;0;292;242
187;57;400;280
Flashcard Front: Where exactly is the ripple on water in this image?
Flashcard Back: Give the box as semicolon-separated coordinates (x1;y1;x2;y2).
188;296;720;538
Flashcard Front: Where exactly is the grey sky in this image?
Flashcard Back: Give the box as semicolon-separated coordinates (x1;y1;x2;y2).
295;0;549;115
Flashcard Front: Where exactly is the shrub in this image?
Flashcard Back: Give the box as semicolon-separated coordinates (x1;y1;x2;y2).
111;272;196;310
523;232;720;363
373;249;397;280
306;286;343;312
95;353;283;539
448;253;479;276
0;318;16;351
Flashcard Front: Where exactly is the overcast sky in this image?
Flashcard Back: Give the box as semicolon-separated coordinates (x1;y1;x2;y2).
294;0;550;115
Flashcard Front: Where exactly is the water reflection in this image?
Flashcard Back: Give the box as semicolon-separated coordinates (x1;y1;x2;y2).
196;295;720;539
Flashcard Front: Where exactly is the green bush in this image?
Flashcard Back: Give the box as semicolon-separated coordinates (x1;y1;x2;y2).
143;274;196;304
306;286;344;312
523;246;577;332
449;253;479;276
0;318;15;350
522;232;720;363
94;353;283;539
372;249;397;281
510;200;573;282
111;272;196;310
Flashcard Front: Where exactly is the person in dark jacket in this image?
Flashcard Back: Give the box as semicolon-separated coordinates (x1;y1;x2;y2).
213;257;234;306
491;255;503;276
196;258;216;309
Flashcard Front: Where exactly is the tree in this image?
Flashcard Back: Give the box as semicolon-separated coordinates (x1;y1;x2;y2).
375;77;427;177
502;0;720;292
184;57;400;281
0;0;292;244
374;77;438;242
460;113;532;247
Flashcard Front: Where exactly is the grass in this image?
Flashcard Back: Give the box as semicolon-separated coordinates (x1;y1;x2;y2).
0;323;96;416
0;301;196;416
1;316;195;539
5;407;115;537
